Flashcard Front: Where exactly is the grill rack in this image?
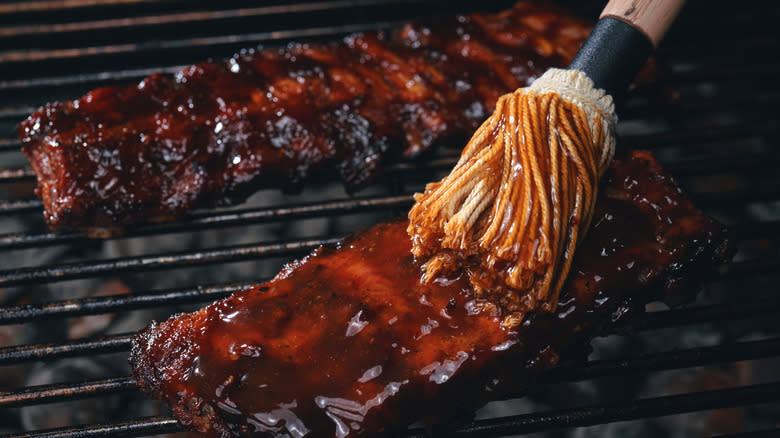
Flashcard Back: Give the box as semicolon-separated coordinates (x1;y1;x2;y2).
1;0;780;437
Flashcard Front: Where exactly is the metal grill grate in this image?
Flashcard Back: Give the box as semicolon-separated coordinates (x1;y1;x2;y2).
1;0;779;437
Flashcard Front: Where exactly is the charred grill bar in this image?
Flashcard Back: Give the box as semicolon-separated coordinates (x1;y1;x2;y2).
1;0;780;437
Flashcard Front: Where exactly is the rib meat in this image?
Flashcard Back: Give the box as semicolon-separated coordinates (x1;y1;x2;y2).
19;1;595;236
130;151;732;438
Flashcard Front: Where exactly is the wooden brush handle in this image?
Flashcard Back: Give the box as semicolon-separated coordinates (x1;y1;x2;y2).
568;0;686;98
602;0;687;47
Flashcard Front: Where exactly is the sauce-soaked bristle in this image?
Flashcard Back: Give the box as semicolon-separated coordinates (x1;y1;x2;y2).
407;69;615;326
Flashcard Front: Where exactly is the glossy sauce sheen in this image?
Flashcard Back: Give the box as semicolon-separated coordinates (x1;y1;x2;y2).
131;152;732;438
19;1;593;235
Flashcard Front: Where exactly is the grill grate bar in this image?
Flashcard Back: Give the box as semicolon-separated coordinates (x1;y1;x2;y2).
690;183;780;208
0;0;174;15
0;167;33;183
0;106;35;121
0;65;184;92
0;236;341;288
657;34;778;56
0;333;132;365
660;62;780;84
0;20;405;65
4;383;779;438
657;154;780;178
671;89;780;116
0;199;42;215
3;337;779;409
715;257;780;279
0;377;137;409
624;294;780;332
0;281;254;325
0;0;413;35
0;138;19;152
621;119;778;150
3;294;777;366
445;382;780;437
0;0;424;38
543;337;780;383
0;416;180;438
0;195;413;250
712;430;780;438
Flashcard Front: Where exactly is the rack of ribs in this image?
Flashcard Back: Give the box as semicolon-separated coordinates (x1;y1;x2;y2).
130;151;733;438
19;1;596;237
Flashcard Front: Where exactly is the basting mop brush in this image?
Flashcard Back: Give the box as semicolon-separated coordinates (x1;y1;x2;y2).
407;0;686;327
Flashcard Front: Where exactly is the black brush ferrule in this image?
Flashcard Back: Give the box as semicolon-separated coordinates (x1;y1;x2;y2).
568;16;654;99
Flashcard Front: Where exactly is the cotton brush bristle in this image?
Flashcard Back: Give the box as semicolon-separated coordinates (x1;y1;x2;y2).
407;68;616;327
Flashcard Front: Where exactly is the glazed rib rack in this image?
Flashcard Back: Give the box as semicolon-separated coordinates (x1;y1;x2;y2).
1;0;780;437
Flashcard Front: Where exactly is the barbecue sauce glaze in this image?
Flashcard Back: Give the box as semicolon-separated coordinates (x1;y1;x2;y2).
131;152;731;438
20;2;594;236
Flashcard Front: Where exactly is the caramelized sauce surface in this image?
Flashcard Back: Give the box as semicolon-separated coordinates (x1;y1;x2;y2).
132;153;731;438
141;220;515;437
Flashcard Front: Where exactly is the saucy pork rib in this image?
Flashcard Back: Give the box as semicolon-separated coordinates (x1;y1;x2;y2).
19;1;593;237
131;151;732;438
